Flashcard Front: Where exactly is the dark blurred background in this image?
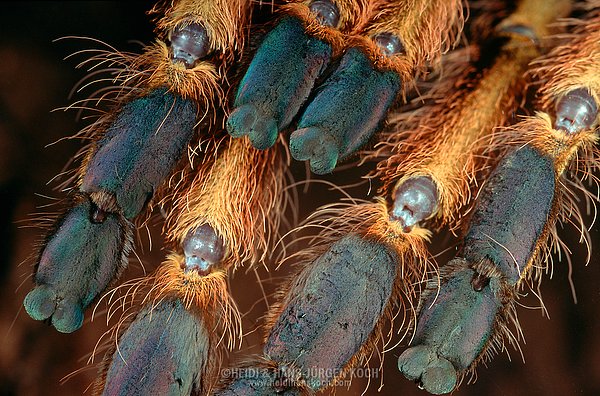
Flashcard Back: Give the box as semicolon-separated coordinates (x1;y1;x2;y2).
0;2;598;395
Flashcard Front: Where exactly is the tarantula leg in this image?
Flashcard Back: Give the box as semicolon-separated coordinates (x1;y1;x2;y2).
24;89;196;333
96;136;287;394
216;234;399;394
399;146;556;394
227;0;364;150
264;234;398;391
98;299;210;396
217;200;430;394
373;0;570;231
290;0;464;173
97;225;235;395
399;7;600;386
82;89;197;219
227;16;333;150
397;264;500;394
289;48;401;174
24;197;130;333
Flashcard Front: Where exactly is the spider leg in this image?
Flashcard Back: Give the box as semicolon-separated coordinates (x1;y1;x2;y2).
399;5;600;393
227;0;365;150
95;135;291;394
23;0;251;333
289;0;464;174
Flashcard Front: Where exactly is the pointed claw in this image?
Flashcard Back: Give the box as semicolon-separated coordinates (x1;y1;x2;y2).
295;48;401;172
289;127;339;174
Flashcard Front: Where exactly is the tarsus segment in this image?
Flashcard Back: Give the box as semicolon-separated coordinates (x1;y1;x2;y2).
399;146;556;394
290;48;401;174
228;17;332;150
227;0;354;149
288;0;464;173
98;299;210;396
265;234;398;391
24;198;130;333
25;88;197;332
399;3;599;392
82;89;196;219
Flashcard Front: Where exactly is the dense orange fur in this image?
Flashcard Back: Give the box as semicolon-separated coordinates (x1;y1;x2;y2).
282;3;346;52
374;37;538;230
168;136;289;270
452;24;600;378
61;4;240;208
535;9;600;111
131;42;223;104
447;111;600;385
496;0;571;39
47;2;600;395
146;254;242;348
359;0;465;77
154;0;251;54
92;255;238;395
282;0;377;53
496;4;600;285
298;0;373;32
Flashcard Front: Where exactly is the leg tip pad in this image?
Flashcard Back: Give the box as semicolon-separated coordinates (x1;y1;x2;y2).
24;285;85;333
289;127;339;174
227;104;278;150
398;345;457;395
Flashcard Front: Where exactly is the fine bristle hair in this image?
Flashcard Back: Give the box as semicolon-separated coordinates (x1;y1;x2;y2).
372;50;528;230
373;0;577;232
495;0;572;41
440;131;599;386
131;42;224;105
152;0;252;55
168;136;289;270
145;254;242;349
416;259;523;389
533;9;600;112
358;0;465;78
54;39;222;202
369;0;575;231
281;0;376;54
